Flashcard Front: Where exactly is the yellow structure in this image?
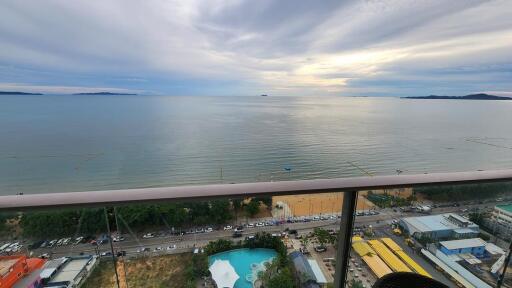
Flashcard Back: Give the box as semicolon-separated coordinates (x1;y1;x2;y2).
368;239;412;273
351;237;393;278
380;238;431;278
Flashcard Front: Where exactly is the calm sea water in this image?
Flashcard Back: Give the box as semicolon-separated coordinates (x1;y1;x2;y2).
1;95;512;195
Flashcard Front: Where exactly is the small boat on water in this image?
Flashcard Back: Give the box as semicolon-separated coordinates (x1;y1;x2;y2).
260;94;268;97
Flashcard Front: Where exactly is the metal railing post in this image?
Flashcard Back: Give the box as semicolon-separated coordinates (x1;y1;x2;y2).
334;190;358;288
497;239;512;288
104;207;121;288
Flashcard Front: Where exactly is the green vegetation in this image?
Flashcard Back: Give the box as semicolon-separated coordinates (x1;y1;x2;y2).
17;196;273;239
244;198;261;217
185;253;209;287
366;192;413;208
416;182;512;201
350;279;365;288
204;239;234;255
313;228;335;247
19;200;237;239
0;213;10;234
259;261;295;288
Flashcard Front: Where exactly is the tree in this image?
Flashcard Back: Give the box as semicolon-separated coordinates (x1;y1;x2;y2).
266;267;294;288
21;210;78;238
254;196;272;209
204;239;234;255
300;237;310;248
351;279;364;288
210;200;232;224
259;259;294;288
314;228;333;247
0;213;10;234
191;253;209;277
244;199;260;217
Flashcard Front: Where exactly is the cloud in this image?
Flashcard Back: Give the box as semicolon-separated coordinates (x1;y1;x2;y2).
0;0;511;96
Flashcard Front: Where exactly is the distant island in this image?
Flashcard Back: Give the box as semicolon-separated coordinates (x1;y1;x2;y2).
403;93;512;100
72;92;137;95
0;91;43;95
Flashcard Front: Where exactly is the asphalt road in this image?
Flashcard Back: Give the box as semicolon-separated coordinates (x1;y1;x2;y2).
19;198;506;261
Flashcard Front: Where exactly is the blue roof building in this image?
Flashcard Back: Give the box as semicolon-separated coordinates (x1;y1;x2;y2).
439;238;486;258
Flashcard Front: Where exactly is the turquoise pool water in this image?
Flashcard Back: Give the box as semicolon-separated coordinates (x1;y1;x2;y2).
209;248;277;288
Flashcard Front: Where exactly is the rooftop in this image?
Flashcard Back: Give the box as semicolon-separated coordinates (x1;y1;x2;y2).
440;238;486;250
402;213;478;232
496;204;512;213
0;258;19;277
50;257;91;283
307;259;327;284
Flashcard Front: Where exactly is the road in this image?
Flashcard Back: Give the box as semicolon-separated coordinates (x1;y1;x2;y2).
19;198;506;261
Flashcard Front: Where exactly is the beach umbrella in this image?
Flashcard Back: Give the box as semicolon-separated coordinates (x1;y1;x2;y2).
209;259;239;288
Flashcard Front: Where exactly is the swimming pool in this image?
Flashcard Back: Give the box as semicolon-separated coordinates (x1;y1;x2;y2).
209;248;277;288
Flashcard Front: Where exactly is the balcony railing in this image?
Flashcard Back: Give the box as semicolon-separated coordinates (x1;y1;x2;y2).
1;169;512;288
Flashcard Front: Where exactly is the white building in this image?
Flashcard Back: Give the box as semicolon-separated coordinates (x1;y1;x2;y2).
400;213;479;240
493;204;512;226
40;255;98;287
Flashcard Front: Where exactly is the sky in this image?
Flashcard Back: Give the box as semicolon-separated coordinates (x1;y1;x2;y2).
0;0;511;96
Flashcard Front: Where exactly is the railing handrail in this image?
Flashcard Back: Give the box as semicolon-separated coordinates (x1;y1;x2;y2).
2;169;512;210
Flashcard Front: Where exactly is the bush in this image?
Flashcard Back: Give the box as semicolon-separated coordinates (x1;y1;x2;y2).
204;239;236;255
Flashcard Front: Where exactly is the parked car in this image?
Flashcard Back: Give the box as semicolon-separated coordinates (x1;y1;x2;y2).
48;239;58;248
97;235;109;244
116;251;126;257
154;246;163;251
39;241;49;248
233;231;243;238
246;223;254;228
223;225;233;230
314;246;327;252
74;237;84;245
112;236;125;242
167;244;176;250
142;233;155;239
39;253;50;259
256;222;264;227
205;227;213;233
100;251;112;257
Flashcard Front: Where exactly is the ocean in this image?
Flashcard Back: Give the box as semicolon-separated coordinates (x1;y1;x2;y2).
1;95;512;195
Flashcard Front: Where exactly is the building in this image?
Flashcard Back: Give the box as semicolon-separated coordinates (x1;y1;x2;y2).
439;238;486;257
493;204;512;225
399;213;479;240
492;204;512;236
289;251;325;288
40;256;98;288
0;256;46;288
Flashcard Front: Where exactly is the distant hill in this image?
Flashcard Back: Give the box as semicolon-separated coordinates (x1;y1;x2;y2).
403;93;512;100
0;91;43;95
73;92;137;95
